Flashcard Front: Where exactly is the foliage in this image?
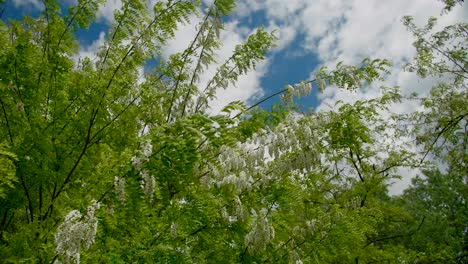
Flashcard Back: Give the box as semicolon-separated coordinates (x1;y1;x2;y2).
0;142;17;200
0;0;466;263
440;0;465;12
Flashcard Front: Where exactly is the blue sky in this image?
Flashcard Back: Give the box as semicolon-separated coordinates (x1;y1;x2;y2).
2;0;467;193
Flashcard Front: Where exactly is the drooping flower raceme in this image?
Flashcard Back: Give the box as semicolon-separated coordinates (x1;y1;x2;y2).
245;208;275;254
131;140;156;202
114;176;126;202
140;169;155;203
140;140;153;159
54;200;100;264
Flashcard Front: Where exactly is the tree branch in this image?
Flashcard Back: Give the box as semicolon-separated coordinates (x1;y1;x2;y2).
349;149;365;182
0;97;13;144
167;1;215;122
18;169;34;223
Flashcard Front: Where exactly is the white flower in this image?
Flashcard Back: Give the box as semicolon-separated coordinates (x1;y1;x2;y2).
140;169;155;203
221;207;229;222
63;210;81;222
114;177;126;202
140;140;153;159
171;222;178;238
244;208;275;254
212;121;220;129
316;73;326;92
131;156;143;171
54;201;100;264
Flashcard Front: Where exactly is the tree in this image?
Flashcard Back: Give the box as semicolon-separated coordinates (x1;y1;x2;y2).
366;8;467;264
0;0;275;262
0;0;466;263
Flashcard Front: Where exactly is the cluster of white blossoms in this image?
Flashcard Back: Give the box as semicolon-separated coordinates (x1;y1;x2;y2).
140;169;156;203
209;144;257;193
289;249;303;264
220;196;248;224
54;200;100;264
131;140;156;203
210;114;320;193
280;81;313;104
130;140;153;171
245;208;275;254
114;176;126;202
170;222;178;238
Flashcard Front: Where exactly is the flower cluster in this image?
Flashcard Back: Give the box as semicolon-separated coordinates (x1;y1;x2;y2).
54;200;100;264
220;196;248;224
131;140;155;203
280;81;313;104
114;176;126;202
140;169;155;203
131;140;153;171
170;222;178;238
244;208;275;254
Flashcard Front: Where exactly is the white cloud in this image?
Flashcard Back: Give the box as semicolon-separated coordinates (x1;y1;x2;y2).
96;0;122;23
161;13;201;56
235;0;466;80
305;0;449;65
235;0;305;21
265;22;298;51
73;31;106;65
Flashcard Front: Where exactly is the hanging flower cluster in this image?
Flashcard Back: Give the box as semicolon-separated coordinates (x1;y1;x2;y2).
130;140;153;171
54;200;100;264
220;196;248;224
170;222;178;238
114;176;126;202
280;81;313;104
213;145;257;192
244;208;275;254
131;140;155;202
140;169;156;203
206;114;321;196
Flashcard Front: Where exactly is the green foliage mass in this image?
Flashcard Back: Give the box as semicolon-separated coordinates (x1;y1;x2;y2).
0;1;466;263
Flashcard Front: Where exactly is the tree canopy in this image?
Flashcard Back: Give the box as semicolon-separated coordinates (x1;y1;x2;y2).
0;0;466;263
